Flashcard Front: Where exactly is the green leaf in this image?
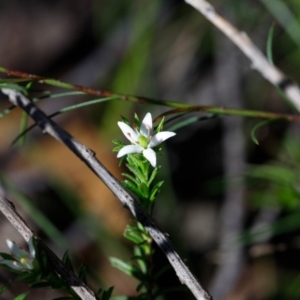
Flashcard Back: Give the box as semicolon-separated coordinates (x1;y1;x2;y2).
62;251;74;273
167;114;218;132
78;264;87;284
136;282;145;292
266;24;275;65
113;145;124;152
126;164;146;183
265;24;298;112
0;83;28;94
250;119;275;145
133;247;147;273
150;181;164;201
156;116;165;133
112;139;126;146
120;115;131;126
148;166;160;186
102;286;114;300
138;183;150;199
0;286;6;295
14;293;28;300
0;252;13;260
17;271;41;283
134;113;140;130
119;156;126;166
19;111;29;146
127;155;150;179
122;180;142;198
127;154;143;169
124;227;144;244
109;257;144;280
25;81;33;91
122;173;140;186
30;281;52;289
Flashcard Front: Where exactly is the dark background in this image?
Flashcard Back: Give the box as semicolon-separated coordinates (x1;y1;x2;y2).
0;0;300;299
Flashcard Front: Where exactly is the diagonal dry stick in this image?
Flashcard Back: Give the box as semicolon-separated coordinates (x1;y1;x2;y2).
185;0;300;112
1;88;212;300
0;195;98;300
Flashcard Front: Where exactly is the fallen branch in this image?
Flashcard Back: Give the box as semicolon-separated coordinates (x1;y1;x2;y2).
185;0;300;112
1;88;212;300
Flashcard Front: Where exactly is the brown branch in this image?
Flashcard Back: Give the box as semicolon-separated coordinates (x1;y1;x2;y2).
0;196;98;300
1;88;212;300
185;0;300;112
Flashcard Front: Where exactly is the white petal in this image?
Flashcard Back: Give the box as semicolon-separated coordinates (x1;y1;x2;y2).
0;260;24;271
143;148;157;167
140;113;153;138
118;122;138;143
117;145;143;157
6;240;27;259
28;238;36;258
149;131;176;148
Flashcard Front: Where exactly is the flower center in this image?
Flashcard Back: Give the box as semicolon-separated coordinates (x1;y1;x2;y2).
138;135;148;148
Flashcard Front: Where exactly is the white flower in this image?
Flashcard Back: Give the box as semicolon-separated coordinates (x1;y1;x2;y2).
0;239;36;271
117;113;176;167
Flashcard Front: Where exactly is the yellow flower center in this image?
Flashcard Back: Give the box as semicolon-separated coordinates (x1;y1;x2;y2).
138;135;148;148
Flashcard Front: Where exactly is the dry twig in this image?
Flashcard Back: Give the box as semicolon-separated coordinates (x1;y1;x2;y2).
185;0;300;111
1;88;212;300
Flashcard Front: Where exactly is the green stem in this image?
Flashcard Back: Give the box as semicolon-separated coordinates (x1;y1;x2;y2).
0;66;299;122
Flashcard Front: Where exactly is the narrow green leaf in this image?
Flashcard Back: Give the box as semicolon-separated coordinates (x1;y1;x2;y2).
138;183;150;199
62;251;74;273
109;257;143;280
120;115;131;126
136;282;145;292
148;166;160;186
78;264;87;284
133;247;147;274
167;114;218;132
124;228;144;244
266;24;275;65
251;119;276;145
265;24;298;112
112;139;125;146
122;180;142;198
19;111;29;146
134;113;140;130
25;81;33;90
0;252;13;260
127;154;143;168
113;145;124;152
102;286;114;300
119;155;126;166
11;96;117;145
126;164;146;182
30;282;52;289
0;286;6;295
122;173;140;186
150;181;164;201
14;293;28;300
0;83;28;94
156;116;165;133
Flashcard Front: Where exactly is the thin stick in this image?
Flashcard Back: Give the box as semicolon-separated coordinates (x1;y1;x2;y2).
0;196;98;300
185;0;300;112
1;88;212;300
